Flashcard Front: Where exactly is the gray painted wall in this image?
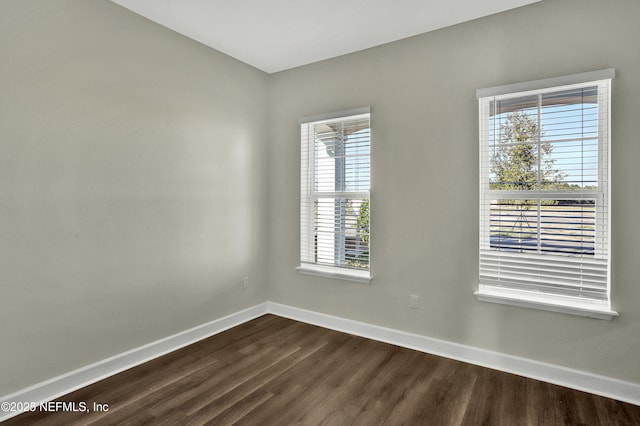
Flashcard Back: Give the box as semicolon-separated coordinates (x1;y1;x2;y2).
0;0;269;395
1;0;639;398
267;0;640;384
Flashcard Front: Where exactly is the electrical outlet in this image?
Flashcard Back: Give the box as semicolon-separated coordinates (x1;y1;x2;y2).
242;276;249;289
410;294;419;309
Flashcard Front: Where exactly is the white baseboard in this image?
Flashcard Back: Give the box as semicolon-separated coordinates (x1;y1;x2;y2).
2;300;638;423
266;301;640;406
0;303;269;422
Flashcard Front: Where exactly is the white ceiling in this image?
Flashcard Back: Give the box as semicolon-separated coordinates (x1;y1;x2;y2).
110;0;542;74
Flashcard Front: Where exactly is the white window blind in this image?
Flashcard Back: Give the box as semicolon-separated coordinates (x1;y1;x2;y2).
299;108;370;276
477;70;614;314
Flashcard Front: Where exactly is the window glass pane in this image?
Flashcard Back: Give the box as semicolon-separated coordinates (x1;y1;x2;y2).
539;86;600;190
489;99;541;190
489;86;601;191
344;128;370;192
313;119;370;193
313;198;369;269
490;199;596;256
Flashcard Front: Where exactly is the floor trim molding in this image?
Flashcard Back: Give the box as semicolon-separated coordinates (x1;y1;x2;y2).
0;303;269;422
2;300;638;422
267;301;640;406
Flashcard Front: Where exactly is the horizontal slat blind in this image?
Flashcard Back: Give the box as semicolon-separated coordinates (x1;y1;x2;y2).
301;111;370;270
479;251;608;299
478;77;611;303
486;198;606;256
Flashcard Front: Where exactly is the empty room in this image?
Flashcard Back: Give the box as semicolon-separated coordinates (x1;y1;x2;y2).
1;0;639;424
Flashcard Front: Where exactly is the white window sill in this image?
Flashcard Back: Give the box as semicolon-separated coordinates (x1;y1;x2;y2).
474;287;618;320
296;264;372;284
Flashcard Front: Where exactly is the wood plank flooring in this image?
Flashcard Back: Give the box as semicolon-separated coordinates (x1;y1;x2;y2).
4;314;640;425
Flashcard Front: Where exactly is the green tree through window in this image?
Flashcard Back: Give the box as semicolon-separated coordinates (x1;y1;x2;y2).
490;110;564;193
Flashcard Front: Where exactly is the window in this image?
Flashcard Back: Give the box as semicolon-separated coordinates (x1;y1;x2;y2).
475;69;617;319
297;107;371;283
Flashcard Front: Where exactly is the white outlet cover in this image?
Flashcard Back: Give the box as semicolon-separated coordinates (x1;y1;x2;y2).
410;295;419;309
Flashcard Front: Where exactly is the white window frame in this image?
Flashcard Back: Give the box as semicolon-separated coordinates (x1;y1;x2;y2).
475;69;618;320
296;107;372;283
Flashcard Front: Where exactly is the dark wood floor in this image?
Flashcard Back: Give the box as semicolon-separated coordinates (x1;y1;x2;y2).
4;314;640;425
